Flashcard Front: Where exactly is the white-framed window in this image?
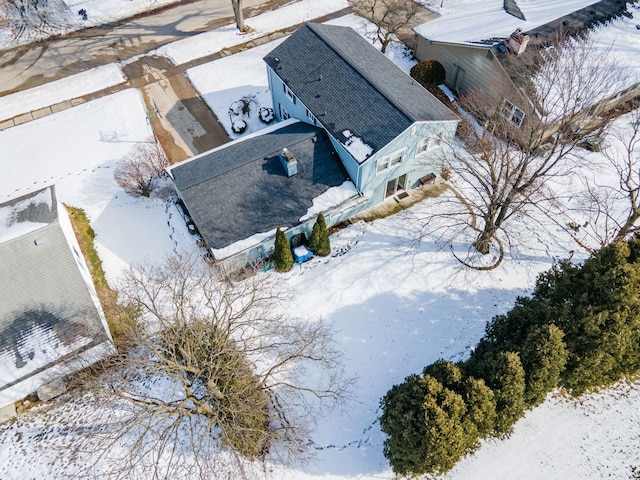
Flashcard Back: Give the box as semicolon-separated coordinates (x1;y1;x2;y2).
501;99;525;127
283;83;297;104
279;104;290;120
376;149;405;175
416;135;441;155
306;108;317;125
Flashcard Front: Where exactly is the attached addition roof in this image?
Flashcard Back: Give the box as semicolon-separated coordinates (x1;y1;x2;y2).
168;121;350;253
263;23;457;162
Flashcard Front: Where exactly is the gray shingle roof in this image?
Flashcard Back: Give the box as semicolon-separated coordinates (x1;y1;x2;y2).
264;23;458;162
170;122;349;251
0;186;111;398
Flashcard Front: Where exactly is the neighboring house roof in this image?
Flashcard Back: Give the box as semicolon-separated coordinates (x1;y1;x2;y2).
168;121;350;252
496;0;639;95
414;0;602;45
263;23;457;163
0;186;113;408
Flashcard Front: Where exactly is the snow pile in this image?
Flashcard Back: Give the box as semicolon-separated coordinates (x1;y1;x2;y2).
299;181;359;222
342;129;373;162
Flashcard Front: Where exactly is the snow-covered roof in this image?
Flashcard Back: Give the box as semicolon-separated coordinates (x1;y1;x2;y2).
0;186;113;408
414;0;602;45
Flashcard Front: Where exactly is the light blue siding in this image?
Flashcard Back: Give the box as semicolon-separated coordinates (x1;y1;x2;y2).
360;121;458;204
267;67;317;125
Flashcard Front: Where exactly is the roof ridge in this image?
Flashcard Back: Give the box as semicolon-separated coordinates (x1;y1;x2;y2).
306;23;417;123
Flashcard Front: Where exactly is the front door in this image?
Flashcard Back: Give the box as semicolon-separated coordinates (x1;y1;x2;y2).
385;174;407;198
453;65;466;94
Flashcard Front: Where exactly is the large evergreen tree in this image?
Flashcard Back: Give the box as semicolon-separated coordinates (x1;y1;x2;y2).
530;239;640;394
309;213;331;256
272;227;293;272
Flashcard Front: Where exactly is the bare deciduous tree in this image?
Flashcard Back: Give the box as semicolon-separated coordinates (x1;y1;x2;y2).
352;0;420;53
65;251;353;479
575;102;640;245
113;138;169;198
418;34;631;269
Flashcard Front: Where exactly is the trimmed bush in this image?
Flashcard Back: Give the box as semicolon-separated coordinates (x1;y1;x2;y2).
410;59;446;86
486;351;526;435
272;227;293;272
309;213;331;256
380;374;473;476
521;324;568;406
231;119;247;134
259;107;274;124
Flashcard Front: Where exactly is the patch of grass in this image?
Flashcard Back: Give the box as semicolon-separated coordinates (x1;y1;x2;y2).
65;205;138;344
352;183;449;222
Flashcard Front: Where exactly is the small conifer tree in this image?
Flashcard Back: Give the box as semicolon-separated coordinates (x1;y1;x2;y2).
309;213;330;256
272;227;293;272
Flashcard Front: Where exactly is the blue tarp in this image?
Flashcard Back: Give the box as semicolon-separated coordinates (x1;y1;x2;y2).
292;245;313;264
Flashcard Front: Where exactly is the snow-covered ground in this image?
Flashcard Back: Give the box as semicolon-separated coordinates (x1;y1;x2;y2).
158;0;350;65
0;0;180;50
1;1;640;479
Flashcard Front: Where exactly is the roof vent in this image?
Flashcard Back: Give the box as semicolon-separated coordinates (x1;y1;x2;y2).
279;147;298;177
34;238;43;246
508;28;530;55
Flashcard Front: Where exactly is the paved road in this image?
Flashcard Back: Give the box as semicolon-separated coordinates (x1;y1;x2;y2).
0;0;280;96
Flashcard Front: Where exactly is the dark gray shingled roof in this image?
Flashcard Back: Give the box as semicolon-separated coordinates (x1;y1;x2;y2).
170;121;350;251
263;23;458;163
0;186;110;398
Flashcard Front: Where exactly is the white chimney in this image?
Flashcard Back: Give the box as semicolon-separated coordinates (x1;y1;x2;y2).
279;147;298;177
508;28;530;55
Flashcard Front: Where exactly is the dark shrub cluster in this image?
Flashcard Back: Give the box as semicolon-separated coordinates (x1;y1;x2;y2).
381;236;640;476
410;59;446;86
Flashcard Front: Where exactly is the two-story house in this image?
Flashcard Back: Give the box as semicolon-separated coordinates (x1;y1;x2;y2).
168;22;459;267
264;22;459;205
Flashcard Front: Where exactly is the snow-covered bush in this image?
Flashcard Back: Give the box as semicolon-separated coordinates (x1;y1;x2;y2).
231;119;247;134
258;107;274;124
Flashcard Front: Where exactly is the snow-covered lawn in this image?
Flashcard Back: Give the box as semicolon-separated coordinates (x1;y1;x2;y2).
0;64;125;122
158;0;351;65
1;2;640;480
